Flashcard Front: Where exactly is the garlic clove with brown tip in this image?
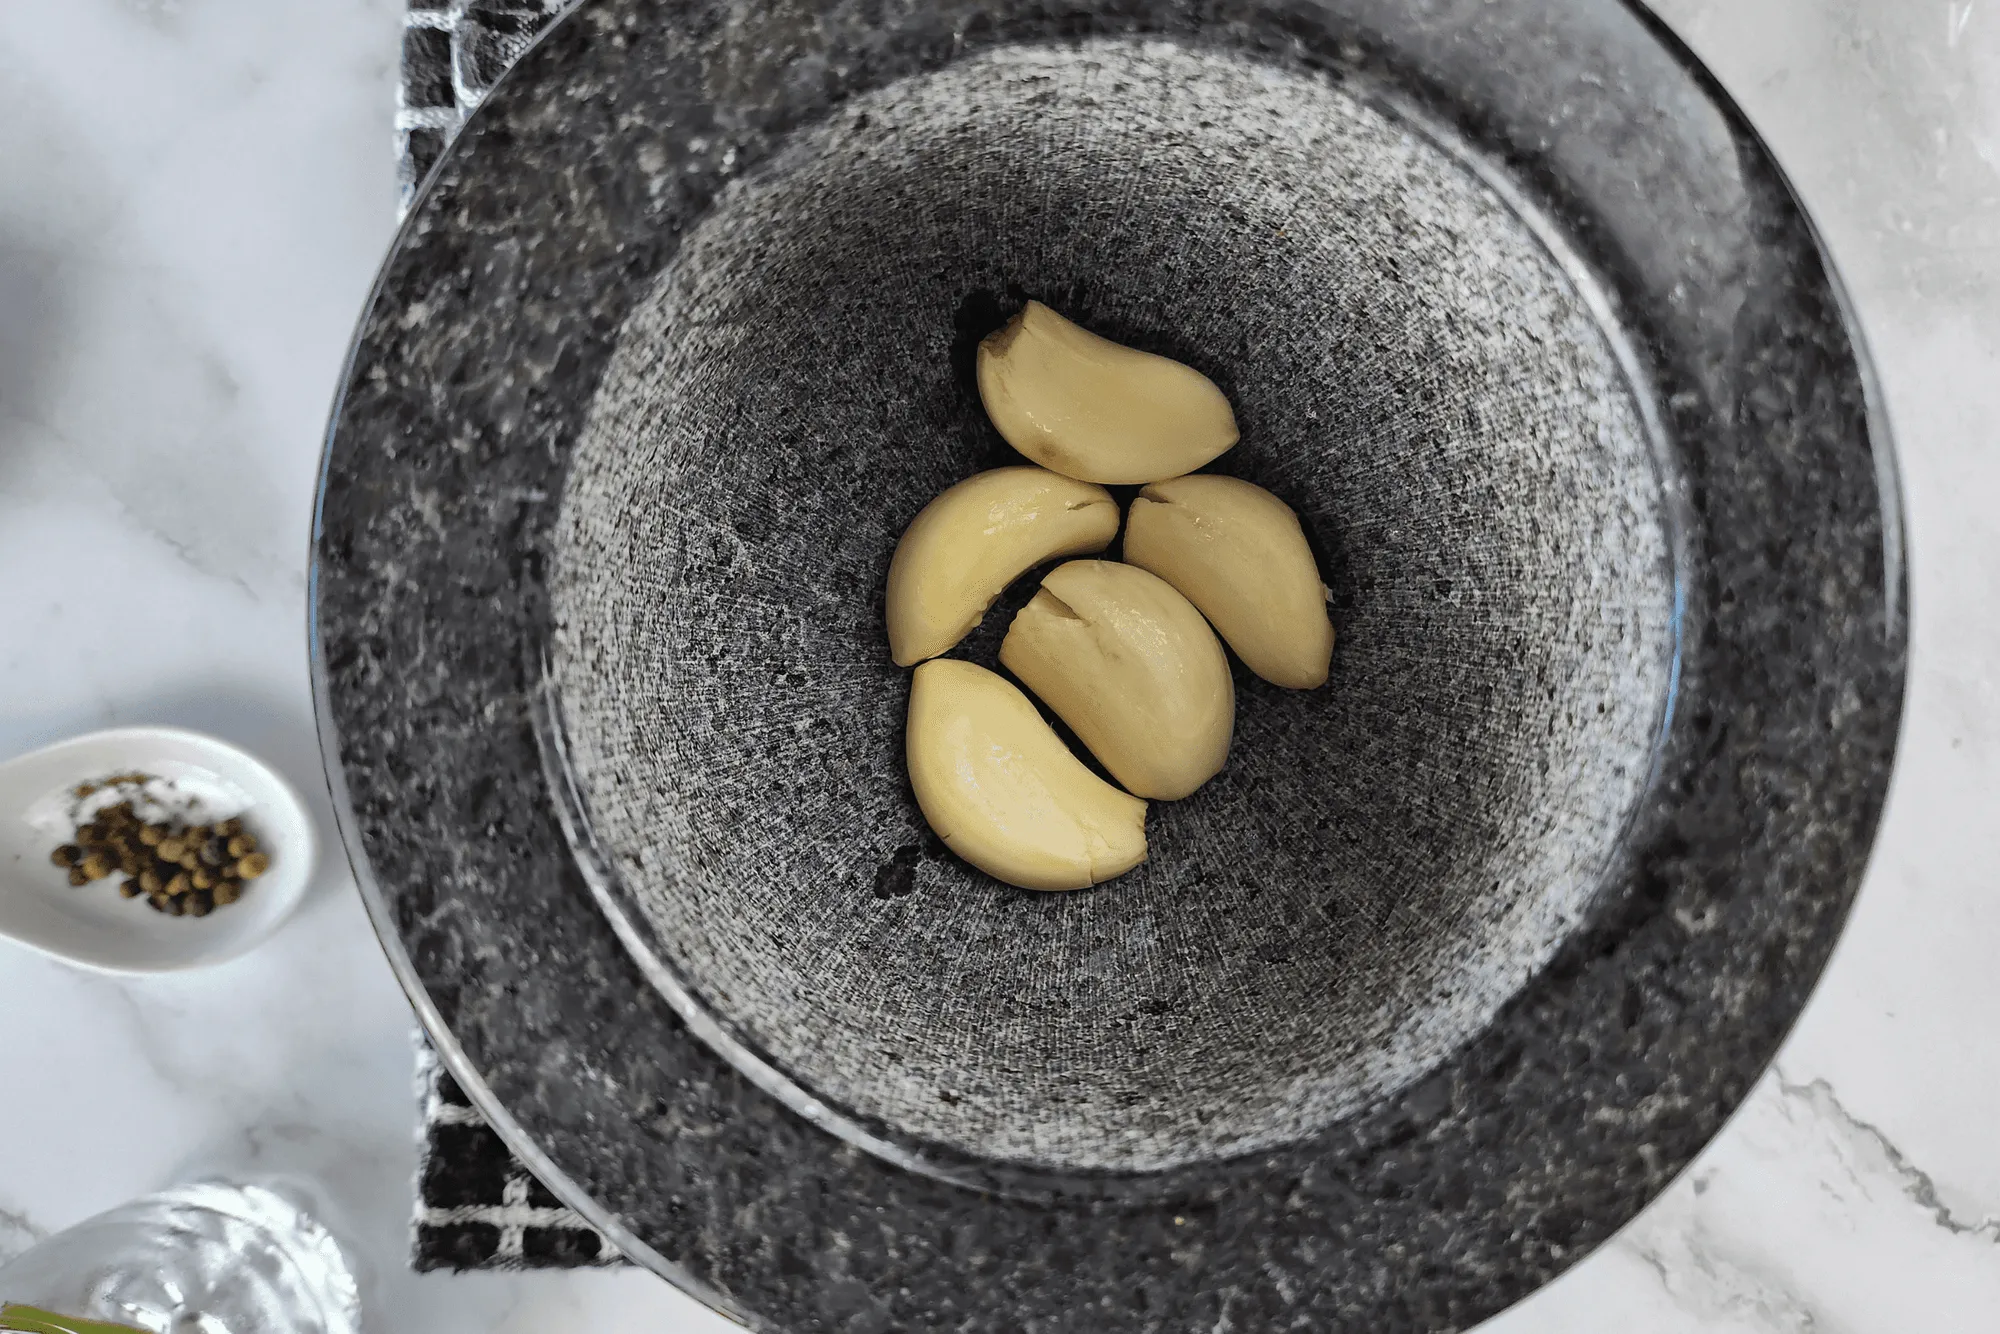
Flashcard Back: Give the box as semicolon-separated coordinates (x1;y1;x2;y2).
977;301;1238;485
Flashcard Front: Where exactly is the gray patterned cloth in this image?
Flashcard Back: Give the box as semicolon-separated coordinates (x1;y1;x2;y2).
399;0;616;1271
413;1040;622;1270
398;0;572;213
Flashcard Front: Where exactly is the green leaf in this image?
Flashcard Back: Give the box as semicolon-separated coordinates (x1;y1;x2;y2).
0;1303;150;1334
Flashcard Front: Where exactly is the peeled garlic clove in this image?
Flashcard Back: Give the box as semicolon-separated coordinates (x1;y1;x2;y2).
906;659;1148;891
1000;560;1234;800
976;301;1239;485
1124;475;1335;689
886;466;1119;666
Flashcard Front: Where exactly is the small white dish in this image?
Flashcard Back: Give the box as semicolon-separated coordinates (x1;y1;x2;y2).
0;726;317;973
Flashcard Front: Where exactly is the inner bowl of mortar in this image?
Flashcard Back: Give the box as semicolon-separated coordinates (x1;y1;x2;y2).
549;41;1676;1177
313;2;1905;1327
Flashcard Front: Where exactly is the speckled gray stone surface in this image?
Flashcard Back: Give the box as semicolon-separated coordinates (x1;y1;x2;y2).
550;41;1673;1176
312;1;1906;1330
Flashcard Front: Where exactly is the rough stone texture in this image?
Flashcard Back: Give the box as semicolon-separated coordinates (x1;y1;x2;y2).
312;1;1906;1330
549;41;1673;1175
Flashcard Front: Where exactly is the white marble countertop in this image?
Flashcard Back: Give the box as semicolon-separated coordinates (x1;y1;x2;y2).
1;2;1995;1330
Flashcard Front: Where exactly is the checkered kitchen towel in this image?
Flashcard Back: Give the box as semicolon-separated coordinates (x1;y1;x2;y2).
399;0;619;1272
413;1040;624;1269
398;0;572;213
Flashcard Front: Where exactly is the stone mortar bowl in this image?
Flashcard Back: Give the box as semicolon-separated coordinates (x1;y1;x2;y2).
312;1;1906;1329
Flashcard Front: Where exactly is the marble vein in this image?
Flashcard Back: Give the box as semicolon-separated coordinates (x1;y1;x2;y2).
1626;1204;1840;1334
1773;1070;2000;1243
0;1201;49;1264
